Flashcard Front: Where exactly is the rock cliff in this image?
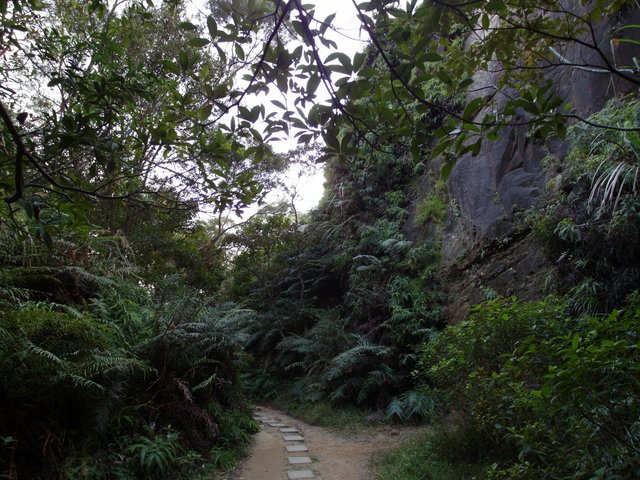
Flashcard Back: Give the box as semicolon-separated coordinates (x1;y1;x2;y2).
436;5;640;320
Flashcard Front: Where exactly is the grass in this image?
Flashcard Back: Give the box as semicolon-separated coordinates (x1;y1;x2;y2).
415;194;448;226
269;397;372;430
374;428;488;480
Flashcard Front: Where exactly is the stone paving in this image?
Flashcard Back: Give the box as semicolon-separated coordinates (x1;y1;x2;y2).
252;411;317;479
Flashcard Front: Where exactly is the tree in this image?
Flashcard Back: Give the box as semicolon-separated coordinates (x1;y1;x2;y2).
202;0;640;168
0;0;282;222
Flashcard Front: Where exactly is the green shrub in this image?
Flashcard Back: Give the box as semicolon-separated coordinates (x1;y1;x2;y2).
271;399;371;429
534;96;640;311
127;431;182;479
374;429;486;480
415;194;448;226
385;385;441;423
419;296;640;479
566;96;640;216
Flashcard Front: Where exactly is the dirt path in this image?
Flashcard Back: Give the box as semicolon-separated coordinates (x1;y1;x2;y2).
233;406;426;480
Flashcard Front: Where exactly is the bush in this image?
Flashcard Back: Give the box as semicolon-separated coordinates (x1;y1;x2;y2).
414;194;448;226
127;431;182;479
534;96;640;312
385;385;441;423
374;429;486;480
418;296;640;479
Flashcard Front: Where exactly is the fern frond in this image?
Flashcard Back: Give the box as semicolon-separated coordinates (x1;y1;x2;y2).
0;285;31;304
65;373;106;393
192;374;216;392
60;266;116;288
277;335;314;354
171;376;195;404
330;341;391;372
26;340;64;365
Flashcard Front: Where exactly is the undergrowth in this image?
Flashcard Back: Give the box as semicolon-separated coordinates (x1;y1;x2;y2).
0;206;258;479
269;397;372;430
411;295;640;479
374;428;487;480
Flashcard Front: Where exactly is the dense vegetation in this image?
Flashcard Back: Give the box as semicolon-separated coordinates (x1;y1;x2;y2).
2;0;640;478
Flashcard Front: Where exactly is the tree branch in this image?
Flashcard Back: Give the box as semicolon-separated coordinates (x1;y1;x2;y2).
0;101;26;204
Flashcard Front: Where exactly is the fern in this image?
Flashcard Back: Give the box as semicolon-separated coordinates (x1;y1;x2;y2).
327;341;392;379
127;432;182;478
385;386;440;422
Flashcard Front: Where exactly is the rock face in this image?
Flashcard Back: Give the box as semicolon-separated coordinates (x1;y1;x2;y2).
444;124;547;263
437;5;640;321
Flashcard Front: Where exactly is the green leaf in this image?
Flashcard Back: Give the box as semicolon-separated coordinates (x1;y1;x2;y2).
207;15;218;38
325;52;353;74
432;137;452;158
215;44;227;63
353;52;367;72
213;84;228;98
162;60;180;75
322;129;341;151
235;43;245;60
291;20;306;39
198;104;213;120
556;122;567;141
436;70;452;85
422;52;443;62
297;133;314;144
481;13;490;30
441;158;455;179
179;21;198;31
465;139;482;156
188;38;210;48
319;13;336;34
463;97;485;120
179;51;190;71
458;77;474;89
307;74;321;96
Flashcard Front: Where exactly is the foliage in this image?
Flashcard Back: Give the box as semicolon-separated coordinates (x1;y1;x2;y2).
200;0;640;170
385;385;441;423
3;0;640;477
567;97;640;215
230;146;446;412
418;296;640;479
535;96;640;312
4;0;637;218
221;207;297;300
267;397;371;430
127;431;183;479
0;213;256;478
414;194;447;226
374;429;486;480
0;0;288;231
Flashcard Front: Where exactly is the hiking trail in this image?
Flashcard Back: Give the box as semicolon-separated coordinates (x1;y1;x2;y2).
233;406;426;480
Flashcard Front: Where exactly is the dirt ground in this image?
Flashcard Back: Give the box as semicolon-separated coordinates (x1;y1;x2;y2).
232;406;427;480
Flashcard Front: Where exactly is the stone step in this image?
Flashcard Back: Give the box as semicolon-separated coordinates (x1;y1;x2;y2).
279;427;299;433
267;422;287;427
287;470;314;479
286;445;309;452
283;435;305;441
288;456;312;464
